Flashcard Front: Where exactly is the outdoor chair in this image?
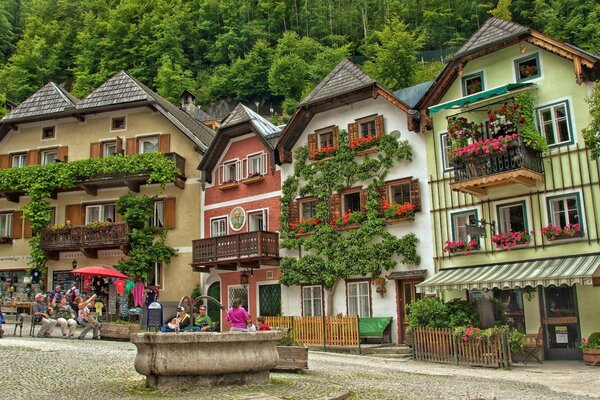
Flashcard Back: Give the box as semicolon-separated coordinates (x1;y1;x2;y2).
29;315;41;337
523;326;543;365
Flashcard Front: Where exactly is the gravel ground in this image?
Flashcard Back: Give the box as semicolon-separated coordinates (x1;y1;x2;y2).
0;335;597;400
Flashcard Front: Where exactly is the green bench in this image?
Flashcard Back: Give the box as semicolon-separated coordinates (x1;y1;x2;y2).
359;317;392;344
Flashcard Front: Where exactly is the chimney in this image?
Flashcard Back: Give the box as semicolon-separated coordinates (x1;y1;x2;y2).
181;90;197;113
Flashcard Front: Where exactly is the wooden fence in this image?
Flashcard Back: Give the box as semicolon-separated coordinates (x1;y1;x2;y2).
413;327;512;368
265;316;359;346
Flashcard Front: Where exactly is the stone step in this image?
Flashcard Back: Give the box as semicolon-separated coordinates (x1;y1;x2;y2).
362;345;412;355
366;353;413;360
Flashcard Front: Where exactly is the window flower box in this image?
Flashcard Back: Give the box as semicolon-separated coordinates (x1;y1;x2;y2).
289;217;320;235
443;239;478;255
449;134;518;160
0;236;13;244
490;230;533;250
383;201;416;220
541;224;582;241
241;174;264;185
219;180;239;191
350;136;379;153
310;145;337;161
329;210;366;229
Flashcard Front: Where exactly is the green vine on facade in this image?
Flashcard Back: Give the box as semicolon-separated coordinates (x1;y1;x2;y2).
583;81;600;159
279;130;420;300
0;153;179;273
514;90;548;153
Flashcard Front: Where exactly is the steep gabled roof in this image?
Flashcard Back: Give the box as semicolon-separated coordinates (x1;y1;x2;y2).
394;81;435;109
77;71;150;109
221;104;281;139
300;59;376;106
2;82;78;122
454;17;530;59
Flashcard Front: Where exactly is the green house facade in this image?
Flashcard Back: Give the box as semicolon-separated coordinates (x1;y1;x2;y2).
416;17;600;360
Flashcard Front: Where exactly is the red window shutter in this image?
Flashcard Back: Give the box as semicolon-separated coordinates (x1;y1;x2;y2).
332;126;339;148
12;211;22;239
163;197;176;228
90;142;101;158
26;150;40;166
58;146;69;162
158;134;171;153
307;133;317;158
116;137;123;154
126;138;137;155
0;154;9;169
23;217;33;238
288;201;299;224
411;179;421;212
348;122;359;142
375;115;385;137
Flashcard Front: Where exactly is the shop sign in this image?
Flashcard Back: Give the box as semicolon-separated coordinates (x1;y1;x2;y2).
555;325;569;344
229;207;246;231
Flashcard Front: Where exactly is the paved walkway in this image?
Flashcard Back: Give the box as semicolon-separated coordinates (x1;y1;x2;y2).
0;334;597;400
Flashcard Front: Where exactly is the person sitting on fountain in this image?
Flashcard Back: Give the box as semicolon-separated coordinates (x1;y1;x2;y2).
161;306;191;332
246;314;257;332
226;298;249;331
256;316;271;331
193;305;212;332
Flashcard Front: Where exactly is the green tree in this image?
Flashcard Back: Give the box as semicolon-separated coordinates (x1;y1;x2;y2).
583;81;600;159
490;0;513;20
154;55;194;104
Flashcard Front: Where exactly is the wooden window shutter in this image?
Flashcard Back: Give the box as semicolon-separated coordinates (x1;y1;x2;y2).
65;204;84;225
0;154;9;169
307;133;317;158
58;146;69;162
262;152;268;175
26;150;40;166
158;134;171;153
329;193;341;216
288;201;299;223
359;189;368;212
348;122;359;142
332;126;339;148
375;115;385;137
23;217;33;238
163;197;176;228
126;138;137;155
378;185;389;214
90;142;101;158
116;137;123;154
411;178;421;212
12;211;22;239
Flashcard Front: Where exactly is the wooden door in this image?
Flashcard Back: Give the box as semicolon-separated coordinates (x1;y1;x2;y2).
398;280;422;345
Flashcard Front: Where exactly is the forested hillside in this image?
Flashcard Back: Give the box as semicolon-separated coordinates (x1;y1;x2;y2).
0;0;598;117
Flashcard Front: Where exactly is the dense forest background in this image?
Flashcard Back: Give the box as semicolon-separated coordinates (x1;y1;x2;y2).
0;0;598;117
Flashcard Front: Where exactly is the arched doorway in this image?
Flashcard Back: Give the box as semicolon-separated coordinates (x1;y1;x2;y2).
207;282;221;327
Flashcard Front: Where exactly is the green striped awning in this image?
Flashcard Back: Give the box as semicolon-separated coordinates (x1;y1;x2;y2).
417;255;600;292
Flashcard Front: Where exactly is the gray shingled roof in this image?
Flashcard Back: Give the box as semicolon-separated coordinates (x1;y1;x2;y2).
221;104;281;140
300;59;375;106
454;17;530;59
2;82;78;121
186;107;214;121
393;81;435;109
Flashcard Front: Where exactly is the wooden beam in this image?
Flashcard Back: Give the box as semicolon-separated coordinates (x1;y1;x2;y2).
79;184;97;196
512;176;537;187
192;266;212;273
375;87;409;112
0;191;20;203
44;251;60;261
125;179;141;193
574;56;583;85
82;248;98;259
174;177;185;189
528;32;597;68
49;191;58;200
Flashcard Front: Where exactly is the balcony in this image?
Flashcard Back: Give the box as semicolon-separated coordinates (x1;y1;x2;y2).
451;136;544;195
191;231;280;272
40;222;130;259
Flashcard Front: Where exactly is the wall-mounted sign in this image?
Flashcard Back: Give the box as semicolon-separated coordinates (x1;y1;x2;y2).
555;325;568;344
229;207;246;231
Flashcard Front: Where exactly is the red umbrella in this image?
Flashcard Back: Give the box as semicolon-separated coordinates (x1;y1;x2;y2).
70;266;130;280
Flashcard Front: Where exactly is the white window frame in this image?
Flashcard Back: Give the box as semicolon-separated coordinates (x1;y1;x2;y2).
210;217;228;237
223;160;239;182
110;116;127;132
389;181;411;205
302;285;323;316
536;101;573;147
440;132;452;172
496;201;528;234
103;141;117;157
247;209;267;232
41;149;58;165
359;118;376;138
147;262;162;288
450;209;479;244
548;194;582;229
85;204;115;224
347;281;370;318
247;153;263;177
139;136;159;154
11;153;26;168
150;200;164;228
0;213;13;237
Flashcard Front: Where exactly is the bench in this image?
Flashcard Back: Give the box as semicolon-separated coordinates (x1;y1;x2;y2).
359;317;392;344
0;306;24;337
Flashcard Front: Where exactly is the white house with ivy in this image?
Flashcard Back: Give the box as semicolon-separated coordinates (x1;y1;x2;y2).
275;59;434;344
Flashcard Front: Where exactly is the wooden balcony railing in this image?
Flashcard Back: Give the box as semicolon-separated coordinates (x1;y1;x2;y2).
164;152;186;177
40;222;130;259
191;231;279;270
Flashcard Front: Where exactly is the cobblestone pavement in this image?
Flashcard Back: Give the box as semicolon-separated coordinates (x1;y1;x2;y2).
0;336;597;400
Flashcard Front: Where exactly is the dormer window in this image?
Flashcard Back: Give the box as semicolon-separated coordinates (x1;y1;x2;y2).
111;116;126;131
515;54;541;82
42;126;55;140
462;72;484;96
248;154;263;176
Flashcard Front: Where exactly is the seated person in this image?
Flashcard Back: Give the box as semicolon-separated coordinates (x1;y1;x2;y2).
246;314;257;332
257;316;271;331
161;307;190;332
193;305;212;332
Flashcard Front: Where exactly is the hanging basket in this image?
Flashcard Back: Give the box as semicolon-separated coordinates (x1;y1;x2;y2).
376;286;386;295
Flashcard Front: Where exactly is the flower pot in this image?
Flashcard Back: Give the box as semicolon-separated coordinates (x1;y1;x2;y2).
273;345;309;371
583;348;600;366
376;286;386;296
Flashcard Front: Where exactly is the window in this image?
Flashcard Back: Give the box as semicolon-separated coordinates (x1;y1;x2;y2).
462;72;484;96
211;217;227;237
347;281;370;317
41;149;58;165
390;182;411;204
139;136;159;154
85;204;115;224
451;210;478;243
248;210;266;231
48;208;56;226
548;194;582;231
440;133;452;171
497;201;527;233
537;102;572;146
103;141;117;157
248;154;263;176
342;191;361;213
515;54;540;82
359;119;376;138
111;117;126;131
147;262;162;287
223;161;238;182
319;131;334;149
149;200;164;228
258;284;282;316
42;126;55;140
0;213;13;237
302;285;322;316
228;286;249;310
11;153;26;168
301;200;317;219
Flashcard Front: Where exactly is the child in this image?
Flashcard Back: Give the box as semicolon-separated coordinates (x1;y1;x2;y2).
246;314;257;332
257;316;271;331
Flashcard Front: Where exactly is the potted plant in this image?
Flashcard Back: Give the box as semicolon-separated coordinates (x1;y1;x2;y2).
329;210;366;229
446;116;481;148
541;223;581;241
349;135;379;152
443;239;478;255
272;329;309;371
490;230;533;250
289;216;320;235
311;145;338;160
383;201;416;220
581;332;600;366
372;277;387;296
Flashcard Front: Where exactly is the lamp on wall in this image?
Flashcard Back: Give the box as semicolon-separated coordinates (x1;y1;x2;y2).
72;260;78;269
239;267;253;288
